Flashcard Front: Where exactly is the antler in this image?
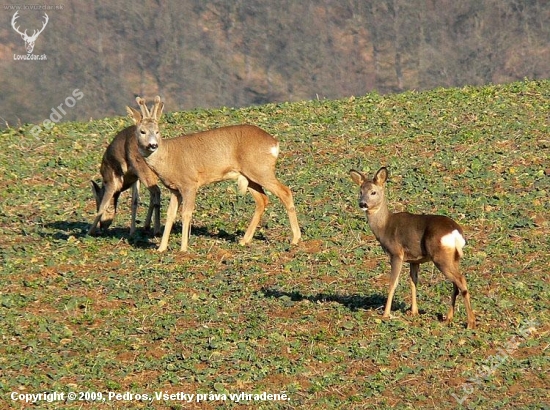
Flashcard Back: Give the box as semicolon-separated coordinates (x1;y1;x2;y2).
135;97;151;118
151;96;163;120
11;12;49;39
11;11;26;37
135;96;163;120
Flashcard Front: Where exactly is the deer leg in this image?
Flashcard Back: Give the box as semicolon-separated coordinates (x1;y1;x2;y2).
446;282;459;324
158;192;180;252
89;210;104;235
458;276;476;329
144;194;154;232
409;263;420;315
130;180;140;236
179;188;197;252
151;185;161;236
142;174;161;235
89;214;103;235
240;181;268;245
435;259;476;329
144;185;156;233
261;178;301;245
383;255;404;318
88;184;119;235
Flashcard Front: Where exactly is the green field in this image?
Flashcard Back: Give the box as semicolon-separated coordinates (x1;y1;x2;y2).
1;80;548;409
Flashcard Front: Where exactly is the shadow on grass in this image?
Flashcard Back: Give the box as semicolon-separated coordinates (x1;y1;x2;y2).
43;220;159;249
42;221;264;249
190;225;241;243
261;287;405;312
43;220;95;239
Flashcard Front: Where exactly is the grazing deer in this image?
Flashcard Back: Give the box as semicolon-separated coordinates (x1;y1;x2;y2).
89;121;161;236
128;96;301;252
349;167;475;329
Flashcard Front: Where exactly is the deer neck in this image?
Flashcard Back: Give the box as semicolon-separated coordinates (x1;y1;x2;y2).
141;141;166;169
146;154;166;177
366;200;392;239
141;141;178;190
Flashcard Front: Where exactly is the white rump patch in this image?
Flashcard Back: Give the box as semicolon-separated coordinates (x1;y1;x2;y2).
270;144;279;158
440;229;466;250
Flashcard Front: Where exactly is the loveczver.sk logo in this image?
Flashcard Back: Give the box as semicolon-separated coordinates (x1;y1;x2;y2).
11;11;48;60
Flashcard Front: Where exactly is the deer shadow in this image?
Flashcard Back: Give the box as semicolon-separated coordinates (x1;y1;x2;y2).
43;220;92;240
261;287;406;313
43;220;159;249
157;224;263;245
42;220;259;250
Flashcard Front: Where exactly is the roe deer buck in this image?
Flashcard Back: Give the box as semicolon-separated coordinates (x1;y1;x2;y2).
349;167;475;329
128;96;301;252
89;120;161;236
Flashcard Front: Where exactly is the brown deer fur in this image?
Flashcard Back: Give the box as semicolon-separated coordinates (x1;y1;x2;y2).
89;124;161;236
129;96;301;252
350;167;475;329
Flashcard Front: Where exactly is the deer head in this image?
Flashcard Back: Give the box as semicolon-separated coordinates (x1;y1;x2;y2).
126;96;164;158
350;167;389;215
11;11;49;54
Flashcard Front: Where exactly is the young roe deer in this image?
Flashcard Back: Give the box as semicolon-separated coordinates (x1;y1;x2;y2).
349;167;476;329
89;121;161;236
128;96;301;252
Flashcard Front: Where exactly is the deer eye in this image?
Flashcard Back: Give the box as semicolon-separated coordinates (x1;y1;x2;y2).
140;129;146;134
370;191;377;196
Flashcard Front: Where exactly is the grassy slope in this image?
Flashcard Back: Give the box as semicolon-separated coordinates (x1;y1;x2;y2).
0;80;548;409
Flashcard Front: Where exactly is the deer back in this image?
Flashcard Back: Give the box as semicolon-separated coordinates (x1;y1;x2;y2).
378;212;463;262
144;124;281;189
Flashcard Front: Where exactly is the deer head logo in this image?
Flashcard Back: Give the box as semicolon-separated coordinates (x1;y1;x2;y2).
11;11;49;54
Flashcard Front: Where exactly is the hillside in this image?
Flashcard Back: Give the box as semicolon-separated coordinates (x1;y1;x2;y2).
1;0;549;126
0;80;549;408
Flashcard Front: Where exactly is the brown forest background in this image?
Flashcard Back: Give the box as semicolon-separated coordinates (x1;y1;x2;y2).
1;0;549;126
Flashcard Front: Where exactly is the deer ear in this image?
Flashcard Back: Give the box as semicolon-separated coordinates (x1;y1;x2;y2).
90;180;102;203
373;167;388;185
349;170;365;186
126;106;141;124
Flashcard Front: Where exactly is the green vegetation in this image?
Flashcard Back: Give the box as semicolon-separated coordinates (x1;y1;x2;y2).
1;79;548;408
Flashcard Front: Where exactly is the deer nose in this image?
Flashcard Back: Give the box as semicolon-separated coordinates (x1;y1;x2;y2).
359;201;368;210
147;143;158;151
